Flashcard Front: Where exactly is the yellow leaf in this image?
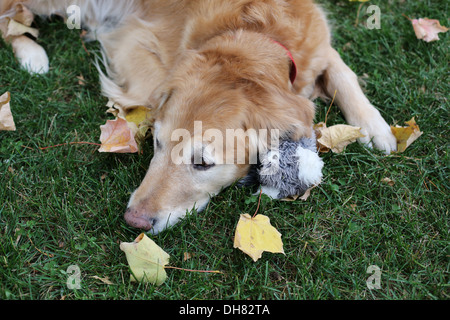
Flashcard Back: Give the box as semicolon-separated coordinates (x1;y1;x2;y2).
390;117;423;153
98;117;138;153
120;233;170;285
314;122;365;153
126;106;153;149
0;92;16;131
125;106;152;126
234;214;284;262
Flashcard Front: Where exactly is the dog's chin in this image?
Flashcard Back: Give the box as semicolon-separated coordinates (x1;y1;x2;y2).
143;197;211;235
148;210;186;235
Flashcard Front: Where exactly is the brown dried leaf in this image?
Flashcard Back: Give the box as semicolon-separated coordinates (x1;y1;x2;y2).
183;252;193;261
280;185;316;202
90;275;114;285
0;92;16;131
381;177;395;186
299;186;316;201
314;122;365;153
6;18;39;38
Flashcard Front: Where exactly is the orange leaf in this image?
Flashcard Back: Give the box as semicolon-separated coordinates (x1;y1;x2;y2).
99;118;138;153
390;117;423;153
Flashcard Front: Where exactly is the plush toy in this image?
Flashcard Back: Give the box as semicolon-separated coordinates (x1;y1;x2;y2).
241;132;323;199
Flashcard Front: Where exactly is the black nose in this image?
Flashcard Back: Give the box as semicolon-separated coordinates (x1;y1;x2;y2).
124;208;157;231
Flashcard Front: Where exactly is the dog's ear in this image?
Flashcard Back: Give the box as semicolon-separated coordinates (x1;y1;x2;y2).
239;85;321;196
243;85;315;152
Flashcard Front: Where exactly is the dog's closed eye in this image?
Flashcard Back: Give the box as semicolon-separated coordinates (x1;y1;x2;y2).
155;138;162;149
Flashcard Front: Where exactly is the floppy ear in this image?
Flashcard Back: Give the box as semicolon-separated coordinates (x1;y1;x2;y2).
243;85;316;156
239;85;322;198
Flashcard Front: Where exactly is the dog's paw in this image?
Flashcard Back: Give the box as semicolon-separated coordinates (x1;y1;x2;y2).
11;36;49;74
356;109;397;154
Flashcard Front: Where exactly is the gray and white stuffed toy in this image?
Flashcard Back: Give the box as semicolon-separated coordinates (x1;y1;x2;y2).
241;132;323;199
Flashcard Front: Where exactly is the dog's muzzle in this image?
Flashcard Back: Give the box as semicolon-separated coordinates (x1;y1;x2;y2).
124;208;156;231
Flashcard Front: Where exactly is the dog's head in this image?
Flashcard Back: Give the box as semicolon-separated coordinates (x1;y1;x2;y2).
125;32;315;234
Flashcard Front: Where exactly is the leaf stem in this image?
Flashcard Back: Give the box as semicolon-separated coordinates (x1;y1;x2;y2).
252;188;263;218
402;13;412;21
164;266;223;274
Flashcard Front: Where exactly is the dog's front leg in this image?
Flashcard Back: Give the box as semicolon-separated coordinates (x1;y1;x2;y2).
9;35;49;74
323;48;397;154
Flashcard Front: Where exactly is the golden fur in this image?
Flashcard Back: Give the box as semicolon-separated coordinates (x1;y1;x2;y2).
1;0;397;233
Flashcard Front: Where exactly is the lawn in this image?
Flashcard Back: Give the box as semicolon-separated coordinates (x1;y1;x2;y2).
0;0;448;300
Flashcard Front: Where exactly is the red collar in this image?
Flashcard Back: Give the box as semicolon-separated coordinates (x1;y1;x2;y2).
272;40;297;84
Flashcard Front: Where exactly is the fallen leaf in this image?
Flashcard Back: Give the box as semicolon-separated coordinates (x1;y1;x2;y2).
390;117;423;153
101;101;153;153
280;194;299;202
411;18;448;42
105;100;125;118
90;275;114;285
120;233;170;285
280;185;317;202
234;214;284;262
0;92;16;131
126;106;153;148
125;106;152;126
299;185;316;201
314;122;365;153
183;252;193;261
99;117;138;153
381;177;395;186
77;74;85;86
6;18;39;38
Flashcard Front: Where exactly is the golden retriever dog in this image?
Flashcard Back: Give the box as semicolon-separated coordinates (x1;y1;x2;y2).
1;0;397;234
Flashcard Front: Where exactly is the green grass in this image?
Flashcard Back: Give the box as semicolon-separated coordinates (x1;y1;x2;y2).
0;1;448;300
